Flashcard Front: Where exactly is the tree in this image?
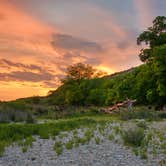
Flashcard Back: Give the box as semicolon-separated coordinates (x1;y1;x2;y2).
153;44;166;97
87;89;107;106
137;16;166;107
137;16;166;62
62;63;106;84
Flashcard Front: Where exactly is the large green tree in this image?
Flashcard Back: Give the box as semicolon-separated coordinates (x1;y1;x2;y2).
137;16;166;107
137;16;166;62
153;44;166;97
62;63;106;84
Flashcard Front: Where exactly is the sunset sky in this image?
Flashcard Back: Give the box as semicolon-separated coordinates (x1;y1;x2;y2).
0;0;165;101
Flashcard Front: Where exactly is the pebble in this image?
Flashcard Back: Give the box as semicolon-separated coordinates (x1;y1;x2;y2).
0;124;162;166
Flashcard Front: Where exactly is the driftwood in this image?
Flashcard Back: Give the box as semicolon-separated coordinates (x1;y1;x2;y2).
101;99;136;114
101;102;125;114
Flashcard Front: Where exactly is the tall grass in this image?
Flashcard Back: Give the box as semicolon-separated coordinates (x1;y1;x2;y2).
0;118;105;156
122;127;145;147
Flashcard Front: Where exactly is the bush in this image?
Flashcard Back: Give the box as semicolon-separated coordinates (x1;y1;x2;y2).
120;109;157;121
157;112;166;119
95;137;100;144
65;140;74;149
136;120;148;129
0;109;28;123
122;127;145;147
26;113;35;124
54;141;63;155
0;141;6;156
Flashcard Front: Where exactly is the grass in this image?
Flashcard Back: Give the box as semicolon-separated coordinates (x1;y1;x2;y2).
0;117;111;156
54;141;63;155
65;140;74;150
136;120;148;129
122;126;145;147
22;146;28;153
140;148;148;159
108;134;114;141
0;141;8;157
0;106;165;158
119;108;166;121
95;137;100;144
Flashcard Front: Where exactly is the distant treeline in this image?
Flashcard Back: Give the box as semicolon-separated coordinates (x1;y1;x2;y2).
48;63;165;108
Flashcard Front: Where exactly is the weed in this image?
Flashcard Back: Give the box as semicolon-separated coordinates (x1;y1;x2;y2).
113;125;121;134
108;134;114;141
0;141;7;157
137;120;148;129
133;148;139;156
122;127;145;147
22;146;28;153
84;129;94;142
140;148;148;159
95;137;100;144
54;141;63;155
65;140;74;150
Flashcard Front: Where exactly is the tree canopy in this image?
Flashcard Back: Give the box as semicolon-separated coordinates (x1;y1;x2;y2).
137;16;166;62
62;63;106;83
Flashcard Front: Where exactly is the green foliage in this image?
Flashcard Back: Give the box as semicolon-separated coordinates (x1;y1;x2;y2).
136;16;166;107
47;60;163;108
137;16;166;62
87;89;107;106
22;146;28;153
108;134;114;141
153;44;166;97
26;113;35;124
62;63;106;84
122;127;145;147
65;140;74;150
0;141;7;157
136;120;148;129
54;141;63;155
140;148;148;159
0;118;100;156
95;137;100;144
119;108;160;121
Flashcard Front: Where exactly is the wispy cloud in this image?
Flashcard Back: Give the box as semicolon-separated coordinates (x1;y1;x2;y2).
52;34;103;53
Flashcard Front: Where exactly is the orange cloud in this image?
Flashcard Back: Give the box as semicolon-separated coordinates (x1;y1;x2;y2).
0;1;55;36
0;1;142;101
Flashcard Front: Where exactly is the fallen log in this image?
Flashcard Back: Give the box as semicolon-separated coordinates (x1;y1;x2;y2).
100;102;126;114
100;99;136;114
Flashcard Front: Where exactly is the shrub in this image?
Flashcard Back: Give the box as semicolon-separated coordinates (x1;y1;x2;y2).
136;120;148;129
0;141;7;157
95;137;100;144
157;112;166;119
26;113;35;124
54;141;63;155
108;134;114;141
120;109;157;121
22;146;28;153
122;127;145;147
65;140;74;150
140;148;148;159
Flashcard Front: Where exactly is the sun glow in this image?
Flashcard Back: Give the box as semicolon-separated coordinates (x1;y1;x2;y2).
96;65;115;75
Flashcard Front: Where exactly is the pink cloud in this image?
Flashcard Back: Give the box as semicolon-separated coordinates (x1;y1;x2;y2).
134;0;155;28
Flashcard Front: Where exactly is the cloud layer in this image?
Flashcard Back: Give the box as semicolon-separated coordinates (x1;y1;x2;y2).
52;34;103;53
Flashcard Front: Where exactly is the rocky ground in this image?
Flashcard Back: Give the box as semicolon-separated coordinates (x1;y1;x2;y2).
0;121;165;166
